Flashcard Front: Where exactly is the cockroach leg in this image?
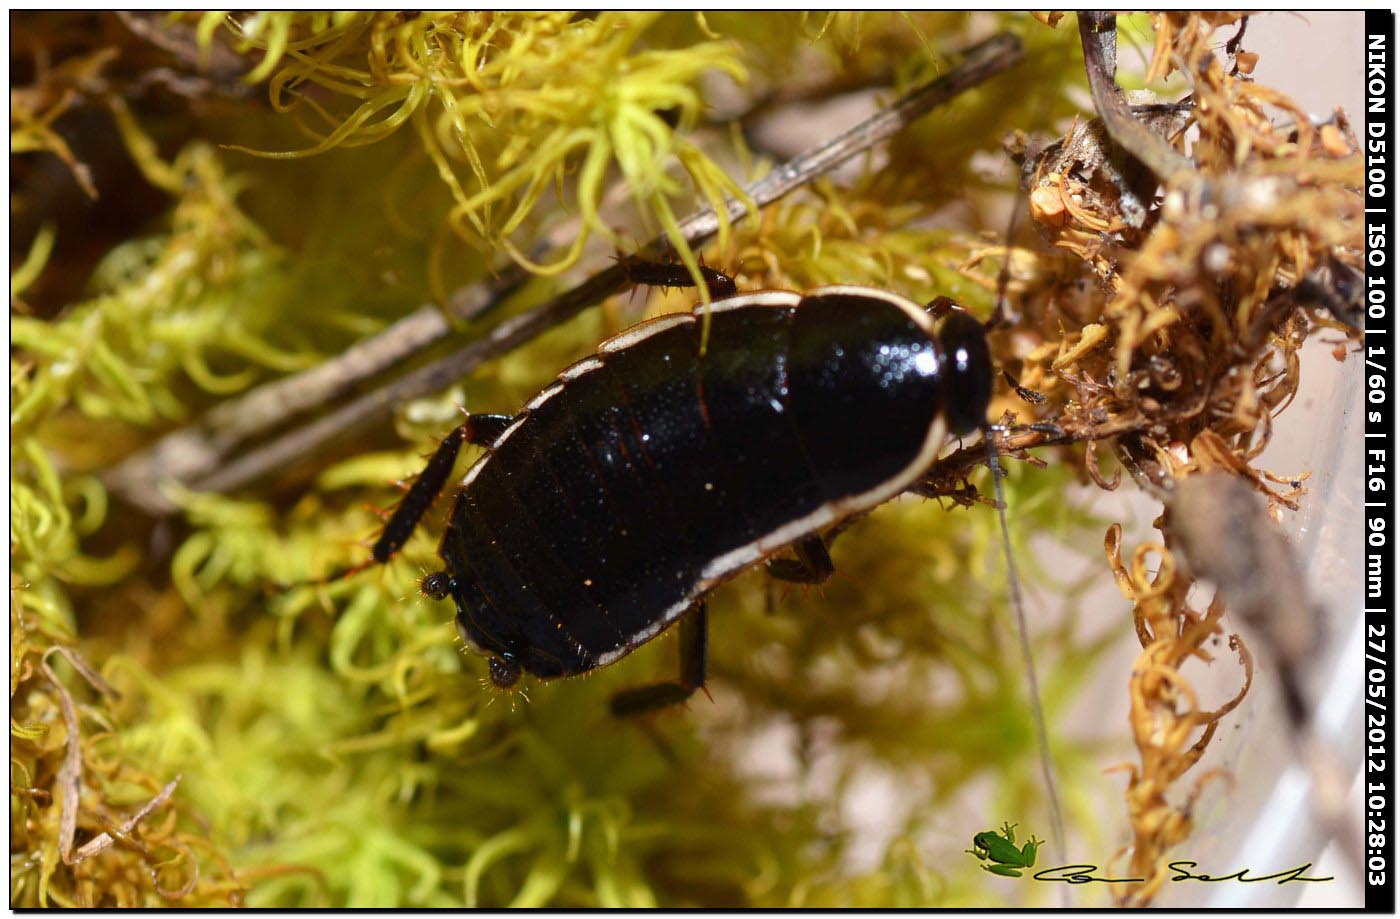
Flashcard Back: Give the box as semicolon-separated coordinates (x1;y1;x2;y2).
609;602;708;717
618;254;737;299
462;413;515;446
1001;368;1048;405
765;535;835;585
300;413;504;587
281;412;521;593
369;426;468;565
371;412;517;565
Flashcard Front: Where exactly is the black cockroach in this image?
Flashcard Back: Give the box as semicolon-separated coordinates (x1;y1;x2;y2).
330;260;1000;716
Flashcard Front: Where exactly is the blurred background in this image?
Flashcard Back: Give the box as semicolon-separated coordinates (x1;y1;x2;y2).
10;11;1365;908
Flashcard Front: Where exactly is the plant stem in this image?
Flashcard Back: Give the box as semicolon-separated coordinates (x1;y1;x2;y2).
1077;12;1192;181
106;31;1025;512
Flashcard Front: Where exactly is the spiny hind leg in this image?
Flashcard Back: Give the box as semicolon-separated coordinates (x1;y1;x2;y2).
457;413;514;444
300;413;515;586
368;413;513;564
609;602;707;717
765;535;834;585
616;253;737;299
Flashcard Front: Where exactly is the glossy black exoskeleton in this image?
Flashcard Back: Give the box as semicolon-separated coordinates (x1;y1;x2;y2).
348;261;994;715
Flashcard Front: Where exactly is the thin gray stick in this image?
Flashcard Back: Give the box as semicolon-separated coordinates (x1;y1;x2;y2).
112;31;1024;507
69;776;182;865
105;266;528;513
40;646;120;866
105;172;647;515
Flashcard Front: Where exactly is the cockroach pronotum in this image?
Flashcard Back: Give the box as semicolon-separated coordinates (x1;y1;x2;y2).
313;259;1019;717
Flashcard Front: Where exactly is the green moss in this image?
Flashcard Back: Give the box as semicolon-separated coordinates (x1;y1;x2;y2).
11;11;1120;908
188;11;755;295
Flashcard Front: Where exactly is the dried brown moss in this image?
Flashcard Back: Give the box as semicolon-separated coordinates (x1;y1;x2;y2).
963;12;1363;904
9;10;1361;908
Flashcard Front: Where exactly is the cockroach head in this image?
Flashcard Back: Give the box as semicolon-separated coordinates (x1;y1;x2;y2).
935;310;993;435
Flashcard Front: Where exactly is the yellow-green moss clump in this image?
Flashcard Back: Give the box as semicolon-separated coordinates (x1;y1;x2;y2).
12;11;1356;908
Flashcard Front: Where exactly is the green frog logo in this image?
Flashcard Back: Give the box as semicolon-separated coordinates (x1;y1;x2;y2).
965;821;1042;878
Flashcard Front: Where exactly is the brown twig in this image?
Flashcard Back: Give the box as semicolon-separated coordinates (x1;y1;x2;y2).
104;167;652;516
104;265;530;513
70;777;183;865
115;11;255;97
1077;12;1192;182
104;29;898;514
40;646;120;866
105;30;1025;511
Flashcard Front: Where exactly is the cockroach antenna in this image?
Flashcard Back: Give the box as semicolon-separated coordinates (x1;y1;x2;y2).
987;197;1069;903
987;431;1067;885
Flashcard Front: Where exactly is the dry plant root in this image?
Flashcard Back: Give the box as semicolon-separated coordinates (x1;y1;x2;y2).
964;13;1363;904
